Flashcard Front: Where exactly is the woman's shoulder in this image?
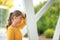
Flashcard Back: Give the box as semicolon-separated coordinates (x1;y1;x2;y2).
8;26;16;31
7;26;15;36
8;26;19;32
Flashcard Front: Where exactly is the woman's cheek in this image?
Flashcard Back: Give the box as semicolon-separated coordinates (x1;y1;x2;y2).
17;18;22;23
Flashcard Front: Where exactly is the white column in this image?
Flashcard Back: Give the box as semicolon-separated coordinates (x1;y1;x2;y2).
53;16;60;40
23;0;39;40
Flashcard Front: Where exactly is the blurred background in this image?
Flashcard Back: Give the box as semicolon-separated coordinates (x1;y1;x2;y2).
0;0;60;40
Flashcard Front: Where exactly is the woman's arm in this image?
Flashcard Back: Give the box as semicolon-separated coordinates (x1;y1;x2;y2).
20;18;26;29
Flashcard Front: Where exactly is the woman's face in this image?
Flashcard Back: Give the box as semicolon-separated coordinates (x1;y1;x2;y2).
13;15;22;24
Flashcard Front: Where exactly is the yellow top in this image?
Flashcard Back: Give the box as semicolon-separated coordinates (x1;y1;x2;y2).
7;18;26;40
7;19;26;40
7;26;22;40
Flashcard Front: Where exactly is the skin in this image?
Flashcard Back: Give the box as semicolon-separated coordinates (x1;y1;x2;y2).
11;15;23;28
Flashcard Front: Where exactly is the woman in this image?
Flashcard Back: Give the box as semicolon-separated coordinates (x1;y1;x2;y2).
6;10;26;40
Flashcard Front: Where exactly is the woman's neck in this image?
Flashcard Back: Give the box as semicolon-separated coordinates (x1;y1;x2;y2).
11;22;18;28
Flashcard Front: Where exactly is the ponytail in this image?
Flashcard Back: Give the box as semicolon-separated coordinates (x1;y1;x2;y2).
6;13;13;29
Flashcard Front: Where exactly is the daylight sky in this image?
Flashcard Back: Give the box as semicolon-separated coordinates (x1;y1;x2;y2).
10;0;47;12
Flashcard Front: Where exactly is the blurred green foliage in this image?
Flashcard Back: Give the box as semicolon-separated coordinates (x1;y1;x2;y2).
0;8;9;27
44;29;54;38
34;0;60;34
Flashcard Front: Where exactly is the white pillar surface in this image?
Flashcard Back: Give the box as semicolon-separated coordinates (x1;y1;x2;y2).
21;26;27;36
23;0;39;40
53;16;60;40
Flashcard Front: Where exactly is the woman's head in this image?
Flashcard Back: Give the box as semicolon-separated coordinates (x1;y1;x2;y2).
11;10;23;24
6;10;24;29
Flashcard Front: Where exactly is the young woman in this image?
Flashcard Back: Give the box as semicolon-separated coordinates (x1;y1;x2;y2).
6;10;26;40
